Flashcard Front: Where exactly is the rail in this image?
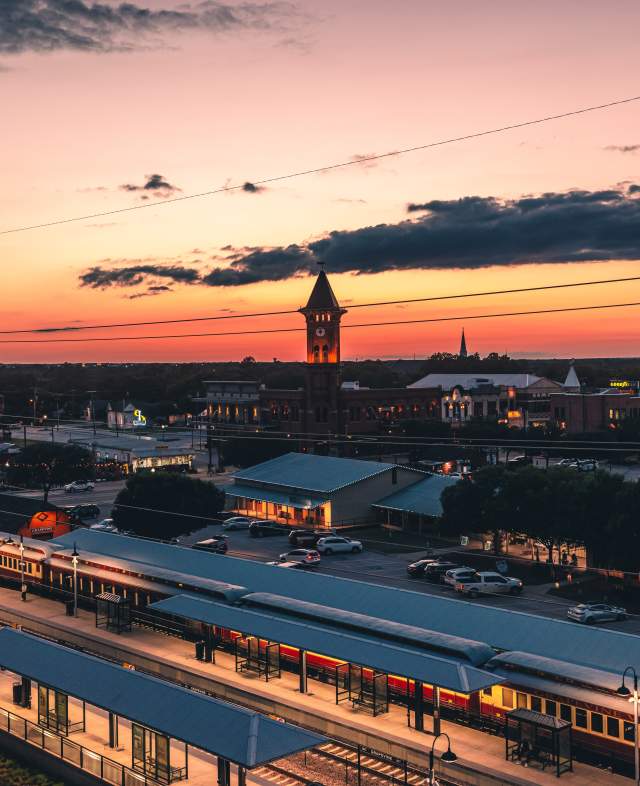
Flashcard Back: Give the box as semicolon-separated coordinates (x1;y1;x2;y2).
0;705;162;786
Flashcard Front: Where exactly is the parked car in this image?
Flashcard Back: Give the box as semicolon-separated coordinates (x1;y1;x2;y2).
316;536;363;555
64;480;95;493
506;455;531;467
423;561;461;583
265;560;305;569
288;529;337;546
221;516;253;531
249;520;290;538
443;567;478;587
406;556;437;577
192;537;228;554
567;603;627;624
576;459;599;472
455;571;523;598
278;549;321;566
556;458;577;468
89;519;118;533
69;504;100;520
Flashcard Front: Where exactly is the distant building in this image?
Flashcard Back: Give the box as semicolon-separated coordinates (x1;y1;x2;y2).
551;387;640;433
106;403;148;430
459;328;468;359
408;372;564;428
72;437;194;474
195;380;262;426
223;452;425;528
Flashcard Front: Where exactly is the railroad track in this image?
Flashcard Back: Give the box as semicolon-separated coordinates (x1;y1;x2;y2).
313;742;431;786
251;763;317;786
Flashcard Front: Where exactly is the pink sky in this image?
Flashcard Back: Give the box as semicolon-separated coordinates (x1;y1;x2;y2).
1;0;640;362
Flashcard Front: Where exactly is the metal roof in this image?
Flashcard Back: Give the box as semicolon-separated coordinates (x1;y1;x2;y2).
507;708;571;731
0;627;322;766
222;483;328;509
243;592;494;666
408;373;545;390
372;474;459;517
230;452;400;494
51;530;640;674
149;594;501;693
487;651;622;693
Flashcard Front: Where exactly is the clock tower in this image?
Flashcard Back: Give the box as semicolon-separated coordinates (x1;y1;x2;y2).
300;266;347;433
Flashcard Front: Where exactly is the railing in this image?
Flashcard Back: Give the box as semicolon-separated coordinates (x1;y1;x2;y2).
0;705;160;786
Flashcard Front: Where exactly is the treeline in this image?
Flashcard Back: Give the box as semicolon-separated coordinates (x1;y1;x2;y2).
440;465;640;571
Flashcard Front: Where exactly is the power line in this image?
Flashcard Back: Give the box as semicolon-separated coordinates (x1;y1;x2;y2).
5;275;640;335
2;94;639;236
1;300;639;343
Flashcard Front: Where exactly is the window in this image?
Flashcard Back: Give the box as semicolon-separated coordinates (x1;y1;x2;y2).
545;700;557;717
607;717;620;738
575;708;587;729
482;687;492;697
591;713;603;733
516;693;527;709
530;696;542;713
560;704;572;723
624;722;636;743
501;688;514;708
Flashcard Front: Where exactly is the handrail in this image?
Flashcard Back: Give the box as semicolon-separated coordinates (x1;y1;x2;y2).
0;704;163;786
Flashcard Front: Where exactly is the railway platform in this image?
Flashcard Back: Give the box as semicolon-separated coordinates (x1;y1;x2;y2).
0;587;628;786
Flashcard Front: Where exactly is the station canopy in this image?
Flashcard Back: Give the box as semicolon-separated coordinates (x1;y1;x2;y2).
150;594;501;694
0;628;323;766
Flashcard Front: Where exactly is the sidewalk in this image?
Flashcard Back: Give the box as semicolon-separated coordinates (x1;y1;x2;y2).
0;588;628;786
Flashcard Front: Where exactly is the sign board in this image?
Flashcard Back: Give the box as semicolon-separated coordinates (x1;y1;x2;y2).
460;535;469;546
496;559;509;574
609;379;639;391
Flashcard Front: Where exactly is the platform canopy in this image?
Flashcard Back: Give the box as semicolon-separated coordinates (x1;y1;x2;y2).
0;628;323;767
150;594;502;694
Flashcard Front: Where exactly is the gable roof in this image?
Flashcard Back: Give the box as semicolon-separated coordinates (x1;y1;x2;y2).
231;452;408;493
408;373;544;390
302;270;341;310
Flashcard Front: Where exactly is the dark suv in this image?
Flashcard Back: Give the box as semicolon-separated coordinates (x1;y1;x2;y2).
249;520;290;538
406;555;436;577
423;561;461;583
288;529;336;546
69;504;101;520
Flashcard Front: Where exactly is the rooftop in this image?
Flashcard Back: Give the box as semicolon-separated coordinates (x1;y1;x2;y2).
231;452;405;493
0;627;323;766
372;473;459;517
408;373;546;390
302;269;342;311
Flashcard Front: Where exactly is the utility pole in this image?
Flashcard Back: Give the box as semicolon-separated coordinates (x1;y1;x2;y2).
87;390;97;437
207;423;214;474
23;425;27;449
31;386;38;425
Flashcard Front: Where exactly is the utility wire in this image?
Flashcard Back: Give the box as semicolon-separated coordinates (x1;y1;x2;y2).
1;300;639;343
5;275;640;335
2;94;639;236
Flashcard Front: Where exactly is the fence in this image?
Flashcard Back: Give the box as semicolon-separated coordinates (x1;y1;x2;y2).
0;705;160;786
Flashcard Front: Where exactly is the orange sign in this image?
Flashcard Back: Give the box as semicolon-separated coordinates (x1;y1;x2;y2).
18;510;71;540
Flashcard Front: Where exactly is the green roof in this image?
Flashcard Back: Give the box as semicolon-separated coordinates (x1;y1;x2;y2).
372;474;459;517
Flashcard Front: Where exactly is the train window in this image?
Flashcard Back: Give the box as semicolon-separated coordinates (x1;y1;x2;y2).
516;693;527;709
607;717;620;738
575;708;587;729
624;722;636;743
591;713;603;733
530;696;542;713
501;688;514;708
545;700;557;717
482;687;492;697
560;704;572;723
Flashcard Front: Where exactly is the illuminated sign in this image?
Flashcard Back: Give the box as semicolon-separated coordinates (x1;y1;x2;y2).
132;409;147;427
609;380;639;391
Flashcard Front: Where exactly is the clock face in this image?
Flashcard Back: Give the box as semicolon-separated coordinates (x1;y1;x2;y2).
315;327;326;337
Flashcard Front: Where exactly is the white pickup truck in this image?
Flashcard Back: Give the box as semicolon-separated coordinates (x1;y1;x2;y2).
454;571;523;598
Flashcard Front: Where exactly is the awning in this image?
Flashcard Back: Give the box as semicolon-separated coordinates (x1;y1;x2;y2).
0;628;323;767
150;594;502;694
222;483;328;509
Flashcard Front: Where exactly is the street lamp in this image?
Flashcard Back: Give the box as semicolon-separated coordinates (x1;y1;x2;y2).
617;667;639;785
19;535;26;602
428;733;457;786
71;543;79;618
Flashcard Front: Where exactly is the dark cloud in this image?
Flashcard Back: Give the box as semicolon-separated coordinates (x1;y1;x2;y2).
77;184;640;291
79;264;200;289
127;285;173;300
242;181;265;194
605;144;640;154
120;174;181;199
0;0;295;54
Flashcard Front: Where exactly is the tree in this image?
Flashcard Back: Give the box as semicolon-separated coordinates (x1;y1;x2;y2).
112;472;225;539
6;443;94;503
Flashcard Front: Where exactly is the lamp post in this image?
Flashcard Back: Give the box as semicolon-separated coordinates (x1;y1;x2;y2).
71;543;79;617
428;733;457;786
19;535;26;602
617;667;639;785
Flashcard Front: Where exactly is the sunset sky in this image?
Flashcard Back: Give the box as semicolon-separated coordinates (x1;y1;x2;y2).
2;0;640;363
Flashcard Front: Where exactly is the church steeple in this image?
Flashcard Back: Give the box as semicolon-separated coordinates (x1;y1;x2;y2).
459;328;468;359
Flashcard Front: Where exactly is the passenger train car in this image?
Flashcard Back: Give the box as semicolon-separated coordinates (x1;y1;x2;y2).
0;531;634;774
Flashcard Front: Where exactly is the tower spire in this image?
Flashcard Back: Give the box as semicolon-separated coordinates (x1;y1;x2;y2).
459;328;468;359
